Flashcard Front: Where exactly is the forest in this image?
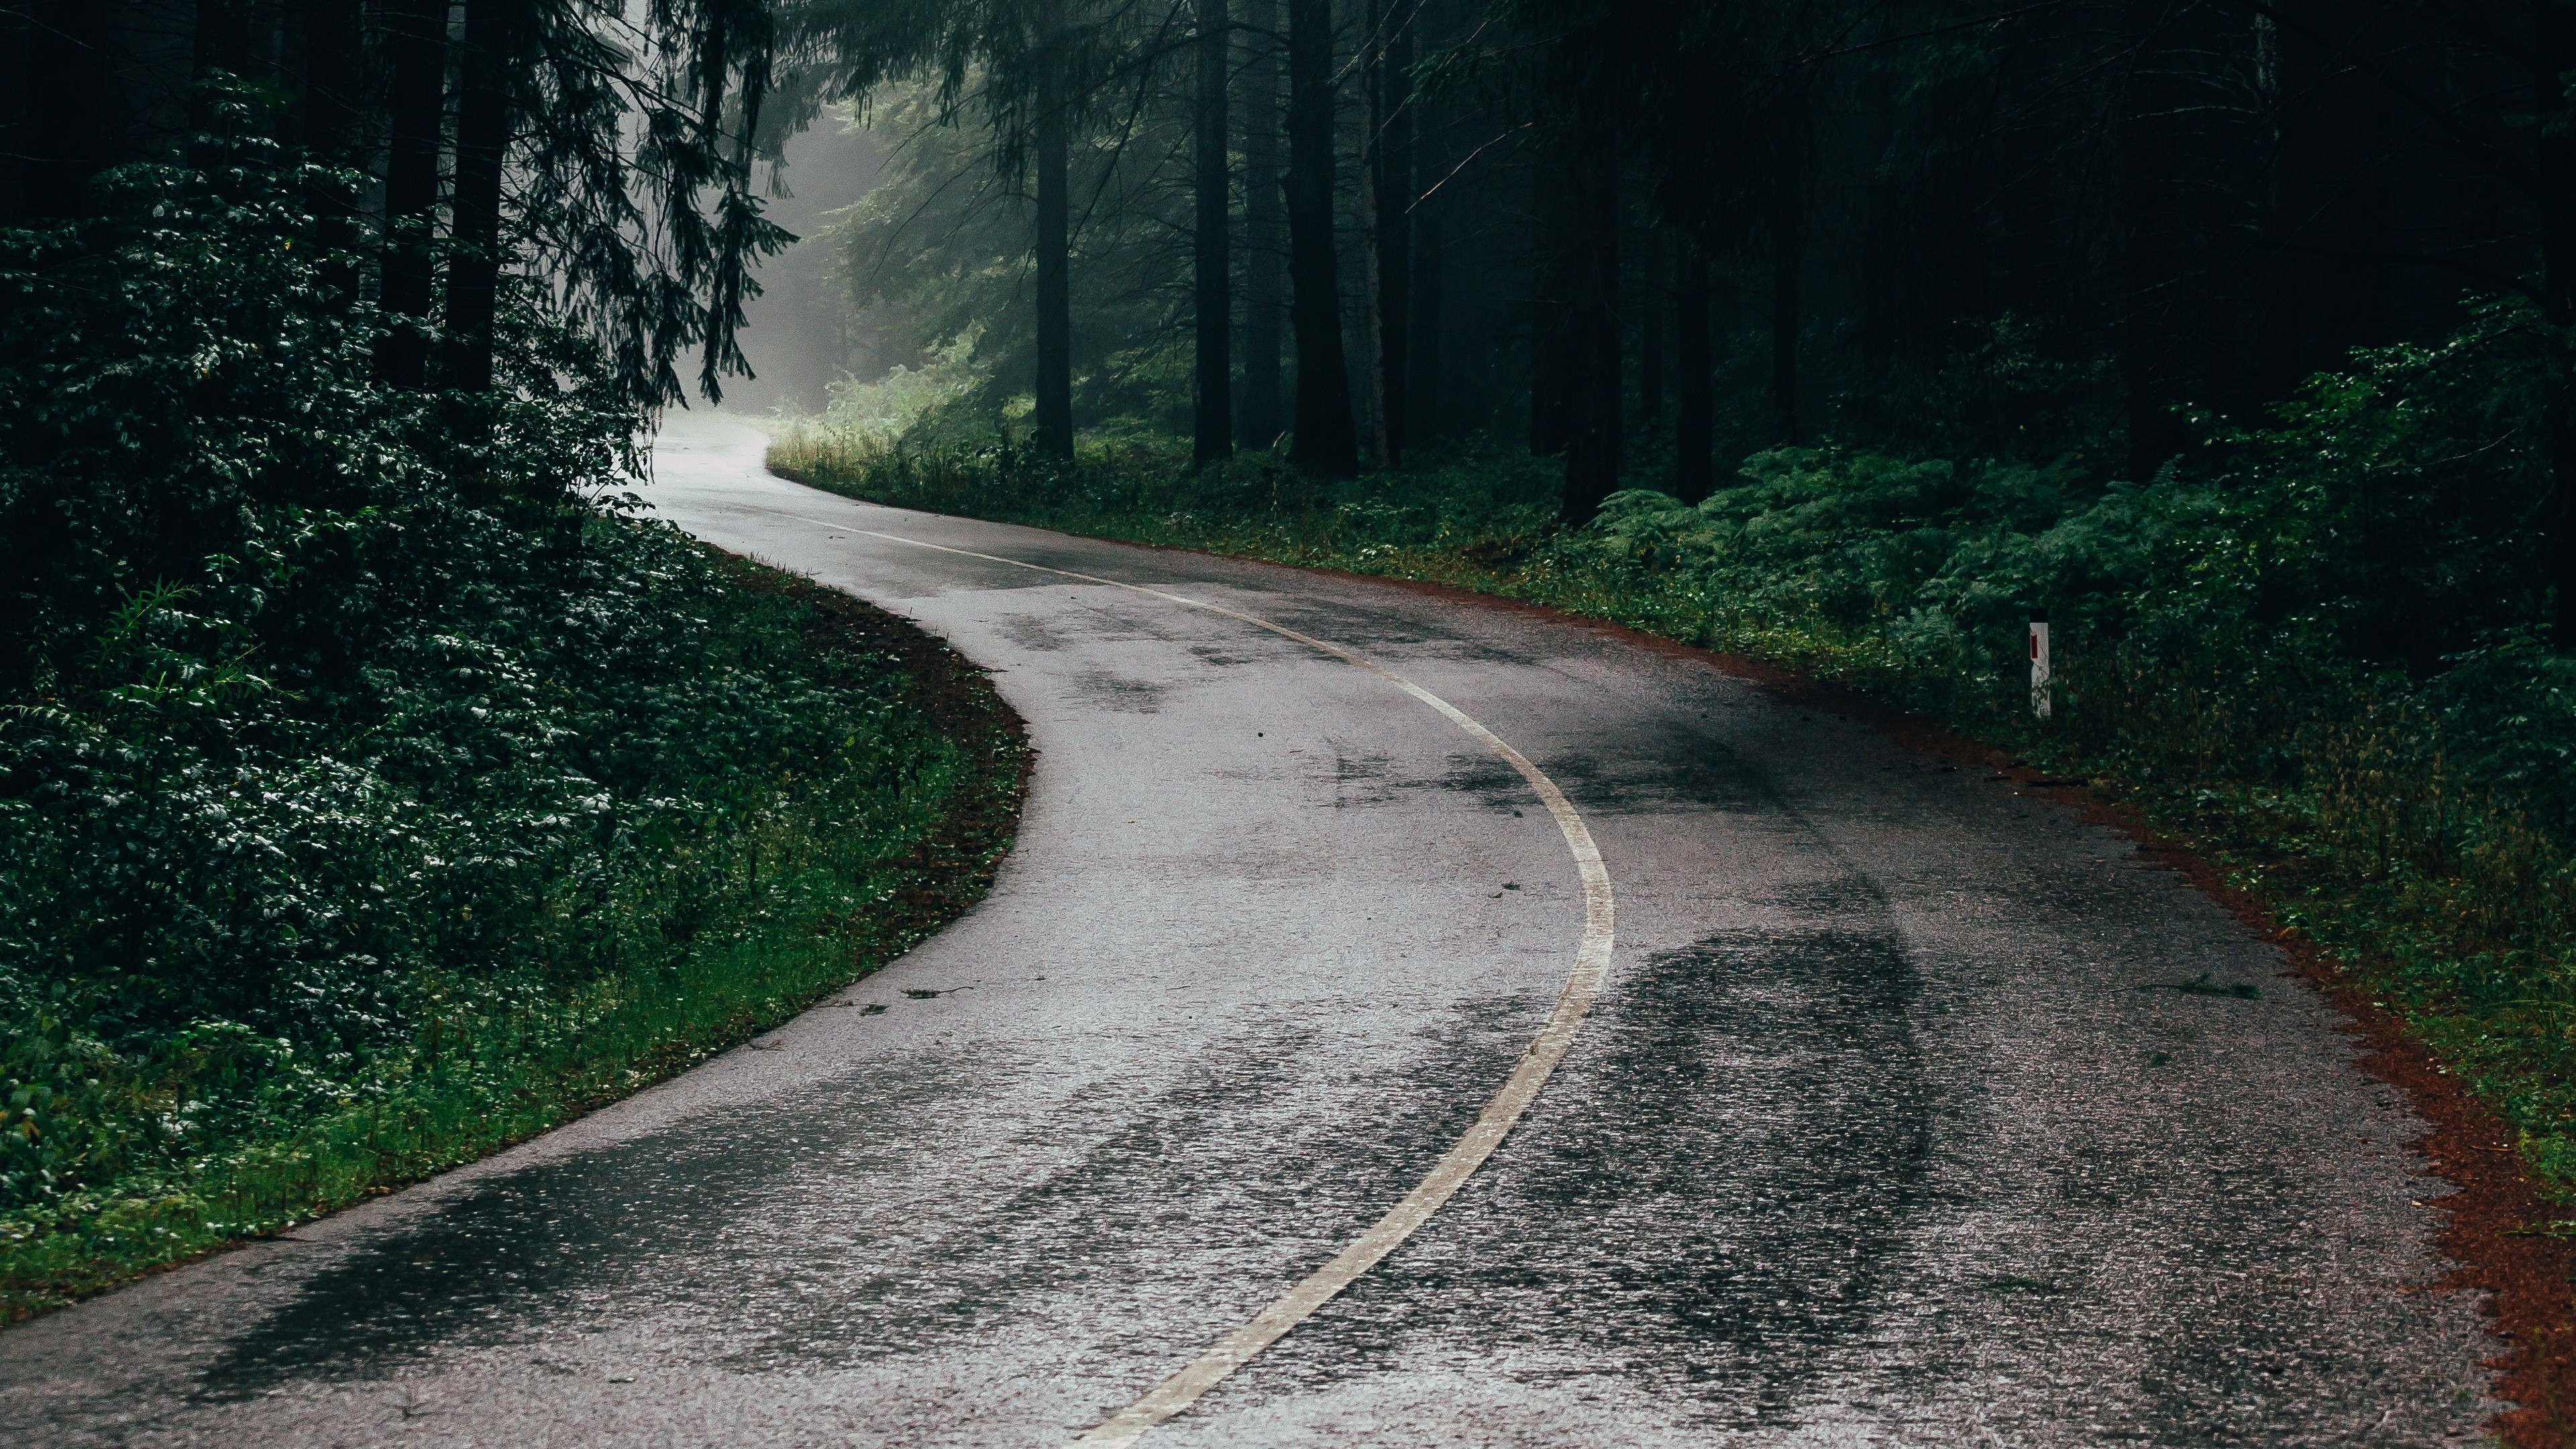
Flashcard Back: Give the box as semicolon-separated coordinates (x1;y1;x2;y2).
5;0;2576;1307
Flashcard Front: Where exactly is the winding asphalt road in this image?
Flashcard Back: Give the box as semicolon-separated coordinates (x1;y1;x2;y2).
0;417;2502;1446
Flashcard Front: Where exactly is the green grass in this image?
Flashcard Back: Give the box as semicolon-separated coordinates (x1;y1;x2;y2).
0;553;1026;1321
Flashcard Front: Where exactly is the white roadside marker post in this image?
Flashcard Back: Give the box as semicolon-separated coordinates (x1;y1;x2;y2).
2029;612;2052;720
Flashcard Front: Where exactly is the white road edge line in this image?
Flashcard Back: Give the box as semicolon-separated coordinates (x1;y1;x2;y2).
790;517;1615;1446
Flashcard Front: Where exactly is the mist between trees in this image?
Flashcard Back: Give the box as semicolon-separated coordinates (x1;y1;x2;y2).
760;2;2571;551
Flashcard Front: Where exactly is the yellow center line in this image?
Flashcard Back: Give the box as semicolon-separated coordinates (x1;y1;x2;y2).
784;515;1615;1446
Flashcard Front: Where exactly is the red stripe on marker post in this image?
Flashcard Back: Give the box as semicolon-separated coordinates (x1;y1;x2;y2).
2029;611;2052;720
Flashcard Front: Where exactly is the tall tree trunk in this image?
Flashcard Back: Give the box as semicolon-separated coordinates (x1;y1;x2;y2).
2258;2;2390;402
299;0;366;307
281;0;311;146
1560;154;1619;523
0;3;23;223
1034;0;1075;457
1638;223;1664;426
2121;0;2186;480
1239;0;1285;449
2538;0;2576;644
191;0;255;82
1404;51;1444;451
1406;182;1443;451
373;0;447;389
2250;9;2300;405
19;0;112;220
1284;0;1355;474
297;0;364;163
189;0;256;168
2308;36;2390;366
1401;0;1452;451
1531;160;1577;458
1364;0;1412;468
441;0;516;421
1193;0;1232;465
1770;250;1800;445
1770;87;1810;448
1673;241;1711;501
1854;60;1900;398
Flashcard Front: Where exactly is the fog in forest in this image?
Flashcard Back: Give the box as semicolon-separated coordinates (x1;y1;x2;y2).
712;118;887;418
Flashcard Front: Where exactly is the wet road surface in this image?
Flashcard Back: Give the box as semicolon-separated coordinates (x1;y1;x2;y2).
0;417;2501;1445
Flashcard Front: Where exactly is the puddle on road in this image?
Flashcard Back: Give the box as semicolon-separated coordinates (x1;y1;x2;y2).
193;1057;979;1399
1305;719;1776;822
1070;669;1171;714
191;997;1544;1401
993;612;1071;653
1515;721;1782;818
1250;875;1933;1432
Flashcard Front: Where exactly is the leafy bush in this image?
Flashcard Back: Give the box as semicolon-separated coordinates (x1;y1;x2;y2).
0;152;981;1302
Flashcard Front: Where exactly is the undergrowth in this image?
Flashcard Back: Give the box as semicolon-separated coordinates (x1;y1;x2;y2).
0;152;1023;1319
0;543;1016;1319
771;300;2576;1200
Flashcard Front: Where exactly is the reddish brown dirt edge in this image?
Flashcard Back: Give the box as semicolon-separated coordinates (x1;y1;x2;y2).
1241;558;2571;1448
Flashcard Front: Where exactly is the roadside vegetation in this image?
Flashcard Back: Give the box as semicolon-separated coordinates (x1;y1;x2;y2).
0;126;1023;1318
771;294;2576;1204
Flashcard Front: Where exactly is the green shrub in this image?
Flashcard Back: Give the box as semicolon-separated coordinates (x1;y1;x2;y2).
0;148;996;1311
